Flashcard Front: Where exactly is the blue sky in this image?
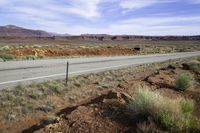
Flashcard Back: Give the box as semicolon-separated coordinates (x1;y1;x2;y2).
0;0;200;35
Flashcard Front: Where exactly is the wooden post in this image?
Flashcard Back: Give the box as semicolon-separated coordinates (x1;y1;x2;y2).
66;61;69;83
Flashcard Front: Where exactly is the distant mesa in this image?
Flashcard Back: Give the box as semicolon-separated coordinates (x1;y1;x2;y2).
0;25;200;41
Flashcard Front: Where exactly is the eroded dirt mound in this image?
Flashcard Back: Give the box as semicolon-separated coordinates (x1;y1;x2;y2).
145;69;176;88
34;91;135;133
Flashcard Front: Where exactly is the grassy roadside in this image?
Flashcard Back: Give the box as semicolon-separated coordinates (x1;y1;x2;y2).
128;87;200;132
0;45;47;61
0;56;199;128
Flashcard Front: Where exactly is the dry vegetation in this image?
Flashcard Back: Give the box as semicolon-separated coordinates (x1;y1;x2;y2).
0;56;200;132
0;40;200;61
128;88;199;132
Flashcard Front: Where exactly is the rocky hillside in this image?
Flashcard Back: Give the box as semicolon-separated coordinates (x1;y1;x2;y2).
0;25;51;37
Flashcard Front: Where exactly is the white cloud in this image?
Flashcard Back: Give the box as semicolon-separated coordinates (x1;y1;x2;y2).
64;0;101;18
120;16;200;26
0;0;102;34
59;15;200;35
45;0;101;18
0;0;101;19
0;0;200;35
119;0;176;10
105;16;200;35
119;0;200;11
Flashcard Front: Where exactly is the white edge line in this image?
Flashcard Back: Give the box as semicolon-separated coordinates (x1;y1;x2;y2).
0;53;199;86
0;62;139;85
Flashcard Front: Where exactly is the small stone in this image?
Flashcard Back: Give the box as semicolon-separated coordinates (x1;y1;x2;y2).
69;95;77;101
96;85;103;90
94;108;98;111
182;63;190;70
93;81;99;85
74;83;81;87
160;65;176;70
101;83;110;88
107;90;121;99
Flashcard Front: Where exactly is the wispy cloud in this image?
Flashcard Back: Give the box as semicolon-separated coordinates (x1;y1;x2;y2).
0;0;102;32
61;15;200;35
0;0;200;35
119;0;176;10
64;0;101;18
120;16;200;26
0;0;101;19
106;16;200;35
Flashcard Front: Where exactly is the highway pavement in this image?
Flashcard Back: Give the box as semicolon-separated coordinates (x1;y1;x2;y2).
0;51;199;89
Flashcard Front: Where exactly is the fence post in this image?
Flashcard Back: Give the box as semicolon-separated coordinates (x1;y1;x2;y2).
66;61;69;83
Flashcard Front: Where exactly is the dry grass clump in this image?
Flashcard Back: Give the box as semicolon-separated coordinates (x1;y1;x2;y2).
128;87;200;132
136;120;161;133
0;45;10;51
175;73;193;91
36;101;55;112
188;61;200;71
25;55;36;60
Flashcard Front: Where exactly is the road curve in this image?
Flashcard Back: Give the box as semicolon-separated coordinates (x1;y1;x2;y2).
0;51;200;89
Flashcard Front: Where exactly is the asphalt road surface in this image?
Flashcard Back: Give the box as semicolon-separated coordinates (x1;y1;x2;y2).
0;51;200;89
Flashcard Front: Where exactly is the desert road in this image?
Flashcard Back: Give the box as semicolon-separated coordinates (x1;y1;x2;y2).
0;51;200;89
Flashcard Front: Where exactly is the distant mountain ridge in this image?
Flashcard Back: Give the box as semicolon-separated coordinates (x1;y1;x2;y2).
0;25;52;37
0;25;200;41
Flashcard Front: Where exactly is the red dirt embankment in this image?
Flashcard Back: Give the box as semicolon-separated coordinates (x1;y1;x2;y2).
2;46;141;57
0;45;178;59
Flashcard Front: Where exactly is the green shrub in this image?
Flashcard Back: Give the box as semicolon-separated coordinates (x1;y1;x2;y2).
159;112;199;132
127;87;163;116
159;112;174;130
0;54;16;60
128;87;199;132
175;74;192;91
25;55;36;60
13;84;27;96
181;99;194;114
48;81;65;94
188;62;200;71
38;55;44;59
0;46;10;51
29;91;43;99
37;101;55;112
19;46;24;49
